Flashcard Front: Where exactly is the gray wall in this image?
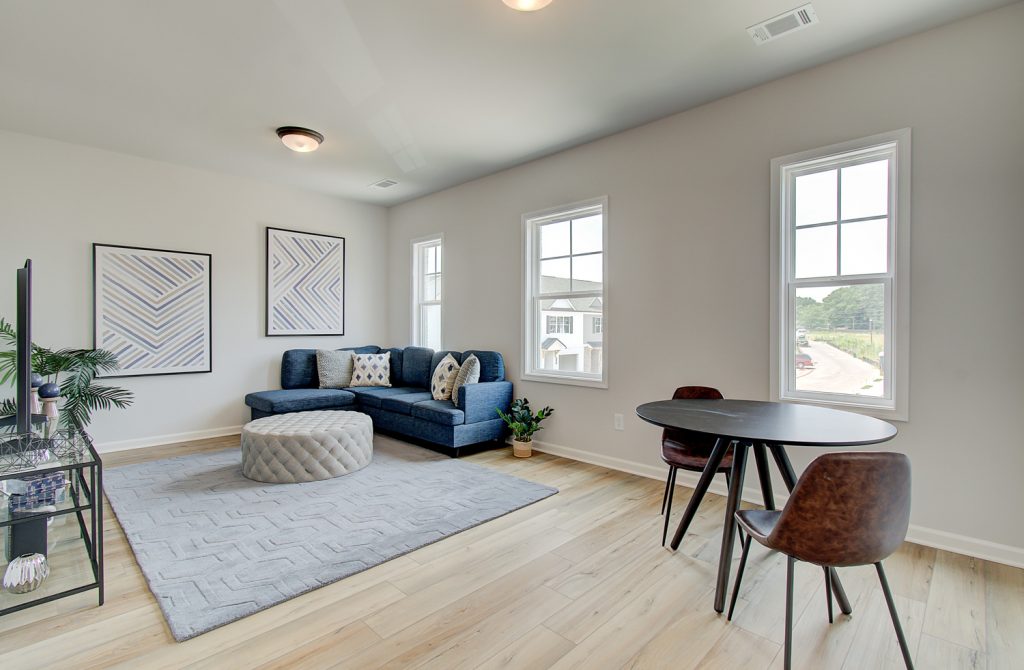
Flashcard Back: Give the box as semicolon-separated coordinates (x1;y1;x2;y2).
387;4;1024;558
0;130;390;449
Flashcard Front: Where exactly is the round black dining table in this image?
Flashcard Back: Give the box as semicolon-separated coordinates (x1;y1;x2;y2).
635;399;897;614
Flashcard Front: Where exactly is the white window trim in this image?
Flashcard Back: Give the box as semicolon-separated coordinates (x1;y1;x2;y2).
522;196;609;389
411;234;444;349
769;129;910;421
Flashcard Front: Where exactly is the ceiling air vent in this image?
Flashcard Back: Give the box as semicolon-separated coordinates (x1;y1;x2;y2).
371;178;398;189
747;4;819;45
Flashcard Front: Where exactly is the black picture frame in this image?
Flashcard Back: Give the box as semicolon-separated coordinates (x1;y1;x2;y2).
265;226;346;337
93;243;213;378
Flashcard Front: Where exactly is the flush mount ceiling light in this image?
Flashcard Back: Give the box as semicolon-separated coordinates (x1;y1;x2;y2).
276;126;324;152
502;0;553;11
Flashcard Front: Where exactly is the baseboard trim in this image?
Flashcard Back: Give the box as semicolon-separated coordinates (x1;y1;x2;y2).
529;438;1024;569
95;425;243;454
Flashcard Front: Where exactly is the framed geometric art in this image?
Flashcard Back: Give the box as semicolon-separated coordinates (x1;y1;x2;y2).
266;227;346;336
93;244;212;377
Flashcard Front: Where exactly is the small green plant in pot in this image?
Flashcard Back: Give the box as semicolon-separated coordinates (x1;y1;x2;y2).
497;398;553;458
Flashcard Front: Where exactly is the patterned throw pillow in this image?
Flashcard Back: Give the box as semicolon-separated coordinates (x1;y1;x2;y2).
349;352;392;387
451;354;481;405
430;354;461;401
316;349;354;389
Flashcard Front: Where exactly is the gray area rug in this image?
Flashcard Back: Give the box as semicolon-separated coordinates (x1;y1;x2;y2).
104;438;557;641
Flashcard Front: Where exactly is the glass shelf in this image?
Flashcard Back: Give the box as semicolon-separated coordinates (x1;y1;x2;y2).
0;515;97;612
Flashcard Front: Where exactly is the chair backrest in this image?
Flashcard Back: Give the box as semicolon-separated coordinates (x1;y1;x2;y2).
662;386;723;446
768;452;911;567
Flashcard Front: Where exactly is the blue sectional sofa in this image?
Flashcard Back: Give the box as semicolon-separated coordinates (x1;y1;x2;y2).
244;346;512;456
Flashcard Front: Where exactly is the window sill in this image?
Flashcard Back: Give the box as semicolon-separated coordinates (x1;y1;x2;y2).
522;372;608;389
778;394;907;423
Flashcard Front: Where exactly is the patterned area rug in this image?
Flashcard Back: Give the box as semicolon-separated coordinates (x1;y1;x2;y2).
104;438;557;641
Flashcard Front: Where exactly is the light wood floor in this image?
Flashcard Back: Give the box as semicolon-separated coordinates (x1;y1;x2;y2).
0;434;1020;669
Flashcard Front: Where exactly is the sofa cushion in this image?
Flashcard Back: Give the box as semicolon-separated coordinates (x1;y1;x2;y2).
346;386;423;409
380;392;434;414
282;346;380;389
430;354;461;401
462;350;505;382
385;347;404;386
430;350;464;378
411;400;466;426
452;354;480;401
244;389;355;414
401;347;435;389
316;349;353;388
350;352;391;387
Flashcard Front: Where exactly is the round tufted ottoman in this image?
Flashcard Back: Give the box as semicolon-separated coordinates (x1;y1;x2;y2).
241;410;374;483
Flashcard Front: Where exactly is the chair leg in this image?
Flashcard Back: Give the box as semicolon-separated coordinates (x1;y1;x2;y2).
876;562;915;670
727;533;752;621
661;467;673;515
823;566;834;624
661;467;677;546
785;556;796;670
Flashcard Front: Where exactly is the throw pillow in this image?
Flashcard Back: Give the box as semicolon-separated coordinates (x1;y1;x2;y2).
430;354;460;401
350;352;392;387
316;349;354;389
451;354;481;404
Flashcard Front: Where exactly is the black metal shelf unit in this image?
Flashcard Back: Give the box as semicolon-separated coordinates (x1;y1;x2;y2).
0;430;103;616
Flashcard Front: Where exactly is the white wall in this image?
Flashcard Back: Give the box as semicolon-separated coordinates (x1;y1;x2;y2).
388;4;1024;560
0;130;389;449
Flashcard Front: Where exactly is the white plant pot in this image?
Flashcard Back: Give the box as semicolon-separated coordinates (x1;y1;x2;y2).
512;438;532;458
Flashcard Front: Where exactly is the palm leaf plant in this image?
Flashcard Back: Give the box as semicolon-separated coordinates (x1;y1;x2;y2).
0;317;133;431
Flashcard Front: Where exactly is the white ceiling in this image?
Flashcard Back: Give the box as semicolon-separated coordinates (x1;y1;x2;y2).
0;0;1012;206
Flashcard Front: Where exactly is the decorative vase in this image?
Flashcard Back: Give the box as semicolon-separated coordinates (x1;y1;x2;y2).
3;553;50;593
512;437;532;458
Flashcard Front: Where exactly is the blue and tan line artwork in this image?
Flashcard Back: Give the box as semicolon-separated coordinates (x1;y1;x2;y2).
267;228;345;336
94;245;212;376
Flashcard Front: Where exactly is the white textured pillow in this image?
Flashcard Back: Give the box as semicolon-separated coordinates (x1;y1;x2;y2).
451;354;481;403
430;354;461;401
349;352;392;387
316;349;354;389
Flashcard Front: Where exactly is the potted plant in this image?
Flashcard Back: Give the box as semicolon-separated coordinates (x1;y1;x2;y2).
0;317;133;433
497;398;554;458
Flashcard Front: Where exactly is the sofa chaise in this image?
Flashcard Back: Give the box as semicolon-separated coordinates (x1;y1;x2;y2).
244;346;512;456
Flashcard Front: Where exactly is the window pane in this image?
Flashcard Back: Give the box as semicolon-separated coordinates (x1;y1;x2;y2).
841;218;888;275
794;225;837;278
794;284;885;398
540;220;570;259
537;299;602;376
572;253;602;291
795;169;837;226
539;257;570;293
423;246;436;274
420;304;441;350
572;215;602;254
424;274;439;301
841;160;888;220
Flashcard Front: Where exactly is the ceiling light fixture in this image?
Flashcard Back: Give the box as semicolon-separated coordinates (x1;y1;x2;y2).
502;0;553;11
276;126;324;152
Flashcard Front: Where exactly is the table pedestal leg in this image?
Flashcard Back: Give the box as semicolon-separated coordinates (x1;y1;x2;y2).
753;444;775;510
714;442;749;613
768;442;853;616
669;438;728;551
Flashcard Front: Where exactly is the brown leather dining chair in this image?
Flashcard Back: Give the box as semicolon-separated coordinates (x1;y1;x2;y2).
726;452;914;670
659;386;736;546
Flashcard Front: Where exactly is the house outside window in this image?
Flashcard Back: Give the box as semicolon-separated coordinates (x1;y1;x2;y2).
523;197;607;387
770;130;910;420
546;315;574;334
412;235;443;350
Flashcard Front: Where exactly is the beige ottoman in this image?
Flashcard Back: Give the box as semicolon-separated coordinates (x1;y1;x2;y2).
241;410;373;483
